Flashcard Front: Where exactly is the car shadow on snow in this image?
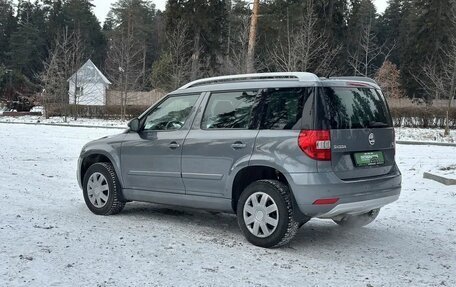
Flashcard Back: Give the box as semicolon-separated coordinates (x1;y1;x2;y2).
114;202;410;251
120;202;240;233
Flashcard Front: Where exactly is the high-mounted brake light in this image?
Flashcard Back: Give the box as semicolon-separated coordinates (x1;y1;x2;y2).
298;130;331;161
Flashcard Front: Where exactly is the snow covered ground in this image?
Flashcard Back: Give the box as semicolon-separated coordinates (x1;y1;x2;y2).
0;115;128;128
0;123;455;286
396;127;456;143
1;115;456;143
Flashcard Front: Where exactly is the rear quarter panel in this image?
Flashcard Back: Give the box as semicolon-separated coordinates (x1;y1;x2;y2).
249;130;317;174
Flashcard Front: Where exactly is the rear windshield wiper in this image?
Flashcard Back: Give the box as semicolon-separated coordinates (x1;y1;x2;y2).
368;121;389;128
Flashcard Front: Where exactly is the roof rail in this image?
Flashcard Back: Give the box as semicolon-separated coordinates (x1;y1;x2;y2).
328;76;378;85
178;72;319;89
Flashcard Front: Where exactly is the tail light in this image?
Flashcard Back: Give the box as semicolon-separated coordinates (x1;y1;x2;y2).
298;130;331;161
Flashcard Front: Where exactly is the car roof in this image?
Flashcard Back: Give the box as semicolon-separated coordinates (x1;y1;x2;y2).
169;72;381;95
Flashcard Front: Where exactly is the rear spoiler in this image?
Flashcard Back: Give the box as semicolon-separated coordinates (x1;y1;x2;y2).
328;76;378;84
322;76;380;89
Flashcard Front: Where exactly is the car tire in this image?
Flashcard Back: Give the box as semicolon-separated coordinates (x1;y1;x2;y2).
83;162;125;215
237;180;299;248
332;208;380;228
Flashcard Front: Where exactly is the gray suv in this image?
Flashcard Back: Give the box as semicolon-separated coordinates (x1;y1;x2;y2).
77;72;401;248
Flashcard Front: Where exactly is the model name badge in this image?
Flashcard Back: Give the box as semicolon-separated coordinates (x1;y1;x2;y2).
333;145;347;149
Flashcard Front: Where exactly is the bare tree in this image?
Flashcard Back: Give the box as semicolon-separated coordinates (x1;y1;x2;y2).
416;5;456;136
348;19;384;77
106;18;145;120
67;29;89;120
151;19;193;92
41;40;66;119
268;1;341;75
375;60;404;99
41;28;86;121
418;39;456;135
222;15;251;74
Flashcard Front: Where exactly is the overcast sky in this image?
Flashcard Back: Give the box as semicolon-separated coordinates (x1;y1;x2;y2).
92;0;389;24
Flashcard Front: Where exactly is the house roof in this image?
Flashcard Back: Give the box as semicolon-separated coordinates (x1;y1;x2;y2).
68;59;111;85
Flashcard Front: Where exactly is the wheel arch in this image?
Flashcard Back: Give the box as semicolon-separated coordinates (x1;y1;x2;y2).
80;150;123;188
230;164;309;223
231;165;289;212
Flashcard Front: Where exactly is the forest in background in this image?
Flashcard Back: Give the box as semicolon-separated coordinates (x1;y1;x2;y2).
0;0;455;111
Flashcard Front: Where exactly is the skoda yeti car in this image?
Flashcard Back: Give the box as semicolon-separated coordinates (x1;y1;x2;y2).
77;72;401;248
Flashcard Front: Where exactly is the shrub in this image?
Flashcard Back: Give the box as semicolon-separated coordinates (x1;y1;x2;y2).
45;104;149;120
390;106;456;128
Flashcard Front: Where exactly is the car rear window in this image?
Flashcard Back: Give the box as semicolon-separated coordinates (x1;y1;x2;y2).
317;87;392;130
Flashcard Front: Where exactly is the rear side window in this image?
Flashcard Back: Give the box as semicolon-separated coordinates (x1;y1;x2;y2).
317;87;392;130
260;88;313;130
201;91;257;129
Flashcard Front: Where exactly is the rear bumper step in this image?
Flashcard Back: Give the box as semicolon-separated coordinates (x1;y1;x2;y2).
317;195;399;218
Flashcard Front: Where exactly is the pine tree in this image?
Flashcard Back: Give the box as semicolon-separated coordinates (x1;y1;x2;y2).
377;0;403;65
61;0;106;66
8;1;47;94
165;0;229;78
106;0;158;88
400;0;455;100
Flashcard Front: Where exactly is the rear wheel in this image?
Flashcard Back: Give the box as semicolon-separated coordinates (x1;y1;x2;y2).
237;180;299;248
83;162;125;215
332;208;380;228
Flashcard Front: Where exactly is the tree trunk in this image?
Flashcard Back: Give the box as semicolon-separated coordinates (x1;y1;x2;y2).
191;26;201;81
246;0;260;73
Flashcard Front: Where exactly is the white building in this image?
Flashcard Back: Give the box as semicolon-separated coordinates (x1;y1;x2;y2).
68;59;111;105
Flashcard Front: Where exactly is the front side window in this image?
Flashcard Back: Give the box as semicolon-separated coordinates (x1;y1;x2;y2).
201;91;257;129
143;94;199;131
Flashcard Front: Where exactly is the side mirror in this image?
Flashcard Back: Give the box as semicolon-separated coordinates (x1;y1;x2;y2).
128;118;140;132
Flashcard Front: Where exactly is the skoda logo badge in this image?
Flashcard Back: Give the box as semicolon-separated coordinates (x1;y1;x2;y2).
368;133;375;146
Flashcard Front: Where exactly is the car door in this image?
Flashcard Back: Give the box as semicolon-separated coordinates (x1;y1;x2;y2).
181;90;260;197
121;93;201;194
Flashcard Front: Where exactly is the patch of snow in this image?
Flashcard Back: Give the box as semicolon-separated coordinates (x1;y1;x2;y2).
0;123;455;286
30;106;44;113
395;127;456;143
0;115;128;128
428;164;456;181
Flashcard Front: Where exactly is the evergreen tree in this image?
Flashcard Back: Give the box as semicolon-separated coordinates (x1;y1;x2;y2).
400;0;455;99
377;0;403;65
61;0;106;66
0;0;16;65
165;0;229;78
0;0;16;98
106;0;158;88
8;1;47;94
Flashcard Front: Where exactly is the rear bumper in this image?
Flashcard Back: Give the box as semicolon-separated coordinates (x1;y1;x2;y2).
286;170;401;218
317;195;399;218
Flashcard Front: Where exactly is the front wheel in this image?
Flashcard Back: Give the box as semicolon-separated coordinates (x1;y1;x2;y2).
237;180;299;248
83;162;125;215
332;208;380;228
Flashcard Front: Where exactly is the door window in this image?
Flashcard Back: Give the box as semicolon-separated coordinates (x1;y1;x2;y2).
201;91;257;129
143;94;199;131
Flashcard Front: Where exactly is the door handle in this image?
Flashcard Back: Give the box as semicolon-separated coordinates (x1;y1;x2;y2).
169;142;180;149
231;141;247;150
